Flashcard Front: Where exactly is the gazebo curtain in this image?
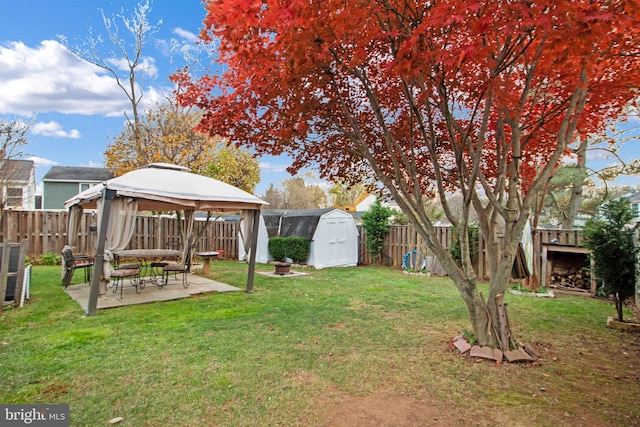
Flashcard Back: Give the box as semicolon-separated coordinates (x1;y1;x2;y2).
66;204;83;247
97;197;139;280
239;209;254;262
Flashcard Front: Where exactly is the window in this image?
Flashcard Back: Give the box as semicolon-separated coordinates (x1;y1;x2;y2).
6;187;22;207
632;203;639;218
79;183;92;192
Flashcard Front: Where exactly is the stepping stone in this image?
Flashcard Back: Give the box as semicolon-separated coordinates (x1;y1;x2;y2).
470;345;501;361
504;349;534;363
454;339;471;354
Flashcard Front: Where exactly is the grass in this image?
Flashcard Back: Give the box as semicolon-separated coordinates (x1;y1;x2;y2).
1;262;639;426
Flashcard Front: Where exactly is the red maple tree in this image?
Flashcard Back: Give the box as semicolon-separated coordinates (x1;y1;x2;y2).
173;0;640;346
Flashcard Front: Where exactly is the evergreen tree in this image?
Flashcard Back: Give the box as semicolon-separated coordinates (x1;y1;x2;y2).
583;198;639;322
362;198;394;265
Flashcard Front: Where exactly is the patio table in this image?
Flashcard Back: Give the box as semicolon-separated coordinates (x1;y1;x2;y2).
115;249;181;287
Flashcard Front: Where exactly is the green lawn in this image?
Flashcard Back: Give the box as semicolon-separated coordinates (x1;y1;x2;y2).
1;263;638;426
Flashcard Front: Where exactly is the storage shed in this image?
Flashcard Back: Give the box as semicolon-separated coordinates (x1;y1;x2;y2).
238;208;359;269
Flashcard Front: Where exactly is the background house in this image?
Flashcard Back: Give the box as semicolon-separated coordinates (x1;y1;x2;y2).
624;190;640;221
42;166;114;209
0;159;36;210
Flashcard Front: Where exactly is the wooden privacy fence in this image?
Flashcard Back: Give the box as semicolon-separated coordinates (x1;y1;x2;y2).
2;210;583;280
1;210;241;261
358;226;583;279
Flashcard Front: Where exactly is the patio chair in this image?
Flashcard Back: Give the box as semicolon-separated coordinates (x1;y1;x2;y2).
61;246;94;288
162;262;189;288
110;267;141;298
153;240;182;279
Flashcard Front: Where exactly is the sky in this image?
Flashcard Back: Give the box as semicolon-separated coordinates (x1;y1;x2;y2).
0;0;299;197
1;0;639;199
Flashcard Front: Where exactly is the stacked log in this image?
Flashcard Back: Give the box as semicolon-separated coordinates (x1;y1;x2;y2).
549;267;591;292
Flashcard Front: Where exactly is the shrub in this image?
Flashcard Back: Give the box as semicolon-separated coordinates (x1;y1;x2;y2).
583;198;639;322
449;225;479;267
362;197;394;265
268;236;310;263
286;236;310;263
269;237;287;261
39;252;61;266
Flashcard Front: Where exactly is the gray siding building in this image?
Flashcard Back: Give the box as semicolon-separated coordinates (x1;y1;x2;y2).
42;166;114;209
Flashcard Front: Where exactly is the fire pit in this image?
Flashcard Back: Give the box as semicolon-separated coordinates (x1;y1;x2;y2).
274;262;292;275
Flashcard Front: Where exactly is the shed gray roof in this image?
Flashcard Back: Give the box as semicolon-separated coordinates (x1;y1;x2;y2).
262;208;337;240
43;166;114;182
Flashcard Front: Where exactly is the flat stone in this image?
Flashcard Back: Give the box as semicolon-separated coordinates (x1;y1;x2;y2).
469;345;501;361
493;348;503;361
504;349;534;363
454;339;471;354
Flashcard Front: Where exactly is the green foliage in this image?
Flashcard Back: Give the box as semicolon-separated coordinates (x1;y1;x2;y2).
462;327;477;346
268;236;310;263
449;225;479;267
328;181;366;208
510;283;549;294
583;198;639;321
268;236;287;261
205;144;260;193
39;252;61;266
362;197;394;265
390;210;409;225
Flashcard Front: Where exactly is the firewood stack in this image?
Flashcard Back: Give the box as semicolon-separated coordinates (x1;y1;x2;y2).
549;267;591;292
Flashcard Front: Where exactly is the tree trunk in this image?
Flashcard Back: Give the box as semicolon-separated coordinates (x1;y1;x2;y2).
458;280;494;346
616;293;624;322
562;136;588;229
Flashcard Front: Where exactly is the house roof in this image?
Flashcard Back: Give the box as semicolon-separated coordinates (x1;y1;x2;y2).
623;190;640;203
43;166;114;182
0;159;34;182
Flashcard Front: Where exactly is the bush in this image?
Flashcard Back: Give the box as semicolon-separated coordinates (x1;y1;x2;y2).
39;252;61;266
449;225;478;267
268;236;310;263
583;198;639;322
361;197;394;265
269;237;287;261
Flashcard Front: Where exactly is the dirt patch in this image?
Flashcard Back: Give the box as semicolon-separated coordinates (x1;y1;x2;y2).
323;391;466;427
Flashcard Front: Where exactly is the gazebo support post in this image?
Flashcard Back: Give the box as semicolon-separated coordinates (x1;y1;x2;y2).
87;189;117;315
246;209;261;293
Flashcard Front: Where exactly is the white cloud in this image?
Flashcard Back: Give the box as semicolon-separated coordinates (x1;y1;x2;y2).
27;156;58;168
259;161;289;173
586;149;613;162
0;40;133;117
31;121;81;139
157;27;213;66
106;56;158;79
174;28;199;44
82;160;104;168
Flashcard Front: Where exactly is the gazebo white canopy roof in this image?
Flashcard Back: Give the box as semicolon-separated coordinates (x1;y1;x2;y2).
65;163;267;211
65;163;267;315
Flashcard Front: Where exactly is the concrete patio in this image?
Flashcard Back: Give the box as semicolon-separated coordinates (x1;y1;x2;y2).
64;273;240;311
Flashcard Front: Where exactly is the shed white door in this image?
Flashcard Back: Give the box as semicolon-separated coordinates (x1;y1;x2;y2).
325;218;350;266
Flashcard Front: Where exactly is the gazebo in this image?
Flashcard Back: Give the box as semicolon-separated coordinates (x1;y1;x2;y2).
64;163;267;315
